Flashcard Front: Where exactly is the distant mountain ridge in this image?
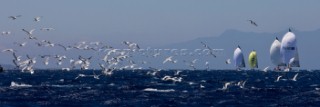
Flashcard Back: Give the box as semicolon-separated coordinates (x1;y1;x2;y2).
160;29;320;69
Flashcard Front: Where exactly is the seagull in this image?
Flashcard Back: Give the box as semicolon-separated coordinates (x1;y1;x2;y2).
54;55;67;65
26;55;37;65
183;59;198;70
225;59;231;64
99;63;115;76
276;75;282;82
22;29;37;40
79;56;92;70
100;45;113;50
12;52;21;62
40;28;55;31
263;66;269;72
42;40;55;47
291;73;299;81
34;16;42;22
205;61;209;71
57;44;72;51
40;55;51;66
248;20;258;27
236;80;246;89
152;52;161;58
222;82;232;90
174;70;182;76
75;71;102;80
200;42;216;57
12;59;20;68
92;71;102;79
200;84;205;89
2;49;16;53
123;41;140;50
35;42;45;47
8;15;22;20
14;42;27;47
70;59;83;69
21;64;35;74
90;41;101;46
147;67;161;76
22;29;35;35
161;76;182;83
62;68;70;71
75;74;86;79
163;56;177;64
2;31;11;35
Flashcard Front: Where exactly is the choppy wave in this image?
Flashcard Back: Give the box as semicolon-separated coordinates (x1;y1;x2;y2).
0;69;320;106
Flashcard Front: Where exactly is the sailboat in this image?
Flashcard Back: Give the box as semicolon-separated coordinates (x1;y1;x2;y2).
233;45;245;70
270;37;284;70
280;29;299;71
248;50;258;69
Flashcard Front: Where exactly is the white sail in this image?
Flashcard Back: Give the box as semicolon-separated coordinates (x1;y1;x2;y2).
280;31;297;66
233;46;245;68
270;37;284;66
289;47;300;67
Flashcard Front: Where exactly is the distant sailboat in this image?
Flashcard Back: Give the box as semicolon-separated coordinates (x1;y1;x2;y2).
248;50;258;69
233;45;245;70
280;29;299;70
270;37;284;70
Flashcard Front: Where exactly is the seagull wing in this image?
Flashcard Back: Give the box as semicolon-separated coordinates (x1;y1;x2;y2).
30;29;35;34
22;29;29;34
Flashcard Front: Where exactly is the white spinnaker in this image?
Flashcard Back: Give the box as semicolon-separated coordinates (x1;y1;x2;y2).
280;31;297;65
270;37;283;66
233;46;245;68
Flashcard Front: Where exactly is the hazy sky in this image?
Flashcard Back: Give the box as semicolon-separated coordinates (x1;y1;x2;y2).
1;0;320;47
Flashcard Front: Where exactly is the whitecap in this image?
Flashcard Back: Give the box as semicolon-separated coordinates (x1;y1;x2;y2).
50;85;76;88
10;81;32;88
143;88;175;92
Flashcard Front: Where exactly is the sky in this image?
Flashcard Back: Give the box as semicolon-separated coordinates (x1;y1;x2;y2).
1;0;320;47
0;0;320;69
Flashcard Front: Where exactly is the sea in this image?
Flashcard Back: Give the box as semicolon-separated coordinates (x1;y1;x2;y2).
1;69;320;106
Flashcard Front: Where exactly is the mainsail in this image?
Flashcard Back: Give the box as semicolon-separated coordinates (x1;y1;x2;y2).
270;37;284;66
248;50;258;69
233;45;245;69
280;29;298;67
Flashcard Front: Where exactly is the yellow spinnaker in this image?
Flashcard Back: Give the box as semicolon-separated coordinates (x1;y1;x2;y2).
248;50;258;69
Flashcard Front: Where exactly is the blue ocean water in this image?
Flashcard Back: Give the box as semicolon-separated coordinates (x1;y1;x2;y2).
1;69;320;106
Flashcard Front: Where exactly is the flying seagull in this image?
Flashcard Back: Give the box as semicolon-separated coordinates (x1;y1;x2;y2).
163;56;177;64
34;16;42;22
22;29;35;35
248;20;258;27
22;29;37;40
2;31;11;35
200;42;217;57
40;28;55;31
8;15;22;20
225;59;231;64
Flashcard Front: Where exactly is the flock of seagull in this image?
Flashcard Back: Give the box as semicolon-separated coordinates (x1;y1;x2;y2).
1;15;228;76
0;15;303;91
